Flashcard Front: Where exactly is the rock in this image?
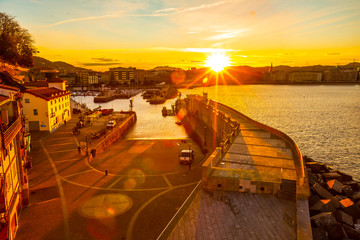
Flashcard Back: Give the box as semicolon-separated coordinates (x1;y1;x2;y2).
355;223;360;232
309;173;321;186
309;194;321;207
335;170;353;182
326;223;348;240
313;183;334;199
327;179;343;194
311;212;337;228
344;205;360;219
312;227;328;240
340;198;354;208
343;224;360;240
307;162;327;173
322;172;342;181
352;192;360;203
343;185;355;197
344;181;360;191
334;210;354;226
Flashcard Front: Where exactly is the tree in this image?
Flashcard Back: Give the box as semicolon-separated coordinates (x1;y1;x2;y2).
0;12;37;67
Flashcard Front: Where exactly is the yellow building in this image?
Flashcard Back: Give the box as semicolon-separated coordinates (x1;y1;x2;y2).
0;84;30;240
22;87;71;132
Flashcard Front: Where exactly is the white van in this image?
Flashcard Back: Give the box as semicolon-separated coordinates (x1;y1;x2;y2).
179;150;194;164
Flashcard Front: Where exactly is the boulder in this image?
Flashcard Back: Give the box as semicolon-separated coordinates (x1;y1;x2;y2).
327;179;343;194
335;170;353;182
334;210;354;226
343;224;360;240
326;223;348;240
343;185;355;197
321;172;341;181
311;212;337;228
312;227;328;240
313;183;334;199
307;162;328;173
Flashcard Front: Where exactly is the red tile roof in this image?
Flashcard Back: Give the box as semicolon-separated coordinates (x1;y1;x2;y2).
0;95;9;104
47;78;66;83
24;81;48;88
25;87;70;101
0;84;19;91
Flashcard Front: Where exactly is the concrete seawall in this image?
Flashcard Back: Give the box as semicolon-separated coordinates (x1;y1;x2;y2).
88;112;137;158
178;94;312;239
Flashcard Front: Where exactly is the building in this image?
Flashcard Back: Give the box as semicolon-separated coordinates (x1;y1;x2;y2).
323;69;358;82
22;87;71;132
79;71;89;86
0;84;30;240
262;71;289;83
109;67;146;85
289;71;322;82
88;72;99;85
100;72;110;84
46;78;67;90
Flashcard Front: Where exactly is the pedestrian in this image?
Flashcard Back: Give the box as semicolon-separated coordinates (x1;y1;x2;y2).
105;170;108;176
64;120;67;125
188;163;191;170
77;146;81;153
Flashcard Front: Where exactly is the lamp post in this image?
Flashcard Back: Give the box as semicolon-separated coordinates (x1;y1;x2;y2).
204;126;207;147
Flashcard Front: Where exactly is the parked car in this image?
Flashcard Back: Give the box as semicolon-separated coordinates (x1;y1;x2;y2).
107;120;116;129
179;150;194;164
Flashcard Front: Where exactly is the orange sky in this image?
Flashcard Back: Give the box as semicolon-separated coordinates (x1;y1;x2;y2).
1;0;360;71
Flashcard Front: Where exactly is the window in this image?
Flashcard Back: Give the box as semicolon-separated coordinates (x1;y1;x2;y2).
33;109;38;115
25;99;30;103
55;99;57;103
51;100;53;105
55;107;57;111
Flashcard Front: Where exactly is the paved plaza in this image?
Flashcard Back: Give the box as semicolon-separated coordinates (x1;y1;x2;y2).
16;115;204;240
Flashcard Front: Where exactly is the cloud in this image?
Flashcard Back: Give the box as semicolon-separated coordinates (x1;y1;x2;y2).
151;1;226;16
92;57;119;62
206;29;248;40
150;47;239;53
326;53;340;55
47;1;227;27
48;14;119;27
153;8;176;14
81;62;121;66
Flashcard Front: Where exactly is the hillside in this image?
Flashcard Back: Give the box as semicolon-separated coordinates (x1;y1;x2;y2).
33;56;88;72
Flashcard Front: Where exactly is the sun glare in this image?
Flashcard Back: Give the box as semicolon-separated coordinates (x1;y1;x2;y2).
205;53;231;72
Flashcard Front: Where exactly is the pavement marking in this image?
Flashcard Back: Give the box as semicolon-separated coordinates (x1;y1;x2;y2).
47;142;77;147
62;169;94;178
59;176;199;192
40;138;71;240
47;137;74;141
54;158;80;163
162;174;173;187
107;176;124;189
47;149;77;154
126;188;173;240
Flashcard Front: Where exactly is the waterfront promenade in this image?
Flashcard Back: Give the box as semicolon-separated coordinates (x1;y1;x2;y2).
164;96;311;239
16;115;204;240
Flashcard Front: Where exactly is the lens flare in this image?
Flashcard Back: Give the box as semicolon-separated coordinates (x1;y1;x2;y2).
205;53;231;72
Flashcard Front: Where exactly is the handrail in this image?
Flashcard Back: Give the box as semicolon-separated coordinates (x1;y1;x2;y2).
208;98;306;187
3;117;22;148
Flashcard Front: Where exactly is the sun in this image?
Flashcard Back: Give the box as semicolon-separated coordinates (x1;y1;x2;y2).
205;53;231;72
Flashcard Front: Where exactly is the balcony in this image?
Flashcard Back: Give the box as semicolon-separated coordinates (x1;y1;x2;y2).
3;117;22;148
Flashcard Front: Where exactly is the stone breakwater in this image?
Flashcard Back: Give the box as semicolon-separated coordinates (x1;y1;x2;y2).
305;156;360;239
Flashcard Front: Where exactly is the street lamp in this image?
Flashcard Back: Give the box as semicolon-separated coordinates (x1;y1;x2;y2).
204;126;207;147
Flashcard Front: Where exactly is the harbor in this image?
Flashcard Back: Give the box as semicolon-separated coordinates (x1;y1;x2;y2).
17;91;316;239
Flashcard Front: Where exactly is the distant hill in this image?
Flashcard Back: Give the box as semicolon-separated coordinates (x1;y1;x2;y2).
33;56;88;72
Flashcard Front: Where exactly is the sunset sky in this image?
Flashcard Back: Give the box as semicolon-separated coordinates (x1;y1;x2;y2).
1;0;360;71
